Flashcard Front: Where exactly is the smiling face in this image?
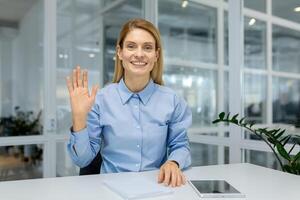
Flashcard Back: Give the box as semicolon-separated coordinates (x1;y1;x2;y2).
117;28;159;81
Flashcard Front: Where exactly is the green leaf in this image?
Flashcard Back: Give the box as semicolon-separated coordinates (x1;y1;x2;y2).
239;117;246;125
268;128;280;136
279;135;290;143
226;113;230;120
232;114;239;120
218;112;225;120
282;164;292;173
231;119;238;124
282;164;296;174
259;128;268;132
212;119;221;124
276;144;291;161
267;137;276;145
292;152;300;163
288;142;296;155
291;135;300;145
274;129;285;139
282;135;292;146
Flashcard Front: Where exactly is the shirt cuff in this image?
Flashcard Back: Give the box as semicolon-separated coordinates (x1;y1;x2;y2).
168;149;191;170
168;155;183;170
69;127;90;155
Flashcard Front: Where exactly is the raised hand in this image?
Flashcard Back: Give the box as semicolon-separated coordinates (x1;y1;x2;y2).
66;66;99;131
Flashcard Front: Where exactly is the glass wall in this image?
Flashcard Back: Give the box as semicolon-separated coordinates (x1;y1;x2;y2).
0;0;44;181
242;0;300;169
0;144;43;181
244;17;267;69
272;25;300;74
56;142;78;177
273;77;300;125
158;0;227;166
56;0;142;176
244;0;266;13
272;0;300;24
243;149;283;170
0;0;44;137
190;143;229;166
158;0;219;128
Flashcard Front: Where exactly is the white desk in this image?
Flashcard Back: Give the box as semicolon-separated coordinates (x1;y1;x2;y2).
0;163;299;200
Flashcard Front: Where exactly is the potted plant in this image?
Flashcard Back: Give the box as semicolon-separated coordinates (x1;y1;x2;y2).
0;106;42;136
213;112;300;175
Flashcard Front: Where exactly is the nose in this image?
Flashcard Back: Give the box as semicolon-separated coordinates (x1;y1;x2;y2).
134;47;145;58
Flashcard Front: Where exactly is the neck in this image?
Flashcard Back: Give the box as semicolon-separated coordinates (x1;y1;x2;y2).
124;73;150;93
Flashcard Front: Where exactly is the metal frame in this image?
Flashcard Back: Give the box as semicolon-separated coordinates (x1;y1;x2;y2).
1;0;300;178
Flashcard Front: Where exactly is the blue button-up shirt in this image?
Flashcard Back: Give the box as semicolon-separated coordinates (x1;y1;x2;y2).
67;78;192;173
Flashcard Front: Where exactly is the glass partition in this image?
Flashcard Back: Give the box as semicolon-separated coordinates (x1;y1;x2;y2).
0;0;44;137
0;144;43;181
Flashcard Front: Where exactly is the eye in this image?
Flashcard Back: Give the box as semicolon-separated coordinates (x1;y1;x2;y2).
126;43;136;50
143;45;154;52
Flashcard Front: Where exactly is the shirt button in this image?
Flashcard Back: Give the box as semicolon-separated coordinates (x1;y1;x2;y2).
136;126;140;129
135;164;139;167
137;144;140;148
134;105;138;108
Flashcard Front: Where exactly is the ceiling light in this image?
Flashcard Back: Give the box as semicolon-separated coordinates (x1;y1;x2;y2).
89;53;95;58
294;7;300;12
182;0;188;8
248;18;256;26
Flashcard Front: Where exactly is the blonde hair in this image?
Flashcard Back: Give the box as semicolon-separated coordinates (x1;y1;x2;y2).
112;18;164;85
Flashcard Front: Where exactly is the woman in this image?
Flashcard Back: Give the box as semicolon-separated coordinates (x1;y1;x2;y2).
66;19;192;187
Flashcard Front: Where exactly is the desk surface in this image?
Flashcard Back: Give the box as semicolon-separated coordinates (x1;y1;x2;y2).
0;163;299;200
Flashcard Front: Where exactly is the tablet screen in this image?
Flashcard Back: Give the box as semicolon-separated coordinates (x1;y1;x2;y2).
190;180;241;194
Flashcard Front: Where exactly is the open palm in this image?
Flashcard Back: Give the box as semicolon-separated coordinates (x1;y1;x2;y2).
66;66;99;124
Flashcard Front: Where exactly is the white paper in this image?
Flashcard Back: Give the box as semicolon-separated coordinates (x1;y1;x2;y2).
103;176;173;200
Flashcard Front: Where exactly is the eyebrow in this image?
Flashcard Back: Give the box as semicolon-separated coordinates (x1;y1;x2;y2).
124;41;155;45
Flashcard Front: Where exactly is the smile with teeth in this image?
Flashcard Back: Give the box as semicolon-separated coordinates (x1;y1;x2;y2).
131;61;147;66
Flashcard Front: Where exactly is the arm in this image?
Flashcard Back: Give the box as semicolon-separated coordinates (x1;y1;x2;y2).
67;101;102;168
166;95;192;169
158;95;192;187
65;66;101;168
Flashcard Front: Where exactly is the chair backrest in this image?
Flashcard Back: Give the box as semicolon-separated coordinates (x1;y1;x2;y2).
79;152;102;175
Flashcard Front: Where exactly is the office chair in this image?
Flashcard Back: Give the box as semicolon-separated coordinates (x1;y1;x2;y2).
79;151;102;175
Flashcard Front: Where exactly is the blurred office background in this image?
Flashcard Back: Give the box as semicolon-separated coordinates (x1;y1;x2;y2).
0;0;299;181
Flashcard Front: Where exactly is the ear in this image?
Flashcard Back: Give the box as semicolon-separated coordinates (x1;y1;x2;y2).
117;45;123;60
155;48;160;62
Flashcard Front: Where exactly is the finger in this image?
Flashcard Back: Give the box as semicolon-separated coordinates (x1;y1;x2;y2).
90;85;99;100
171;169;177;187
181;173;186;185
158;168;164;183
72;69;77;88
176;172;182;187
83;70;88;88
65;76;73;94
163;168;171;186
77;66;83;87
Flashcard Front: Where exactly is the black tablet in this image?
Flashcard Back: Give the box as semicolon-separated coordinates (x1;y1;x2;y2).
188;180;245;198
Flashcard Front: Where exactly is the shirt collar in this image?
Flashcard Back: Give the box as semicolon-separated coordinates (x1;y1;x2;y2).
117;78;156;105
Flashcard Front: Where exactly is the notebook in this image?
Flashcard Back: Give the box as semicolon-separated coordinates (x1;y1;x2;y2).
102;176;174;200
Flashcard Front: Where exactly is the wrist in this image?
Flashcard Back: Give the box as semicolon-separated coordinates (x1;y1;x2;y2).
169;160;179;168
72;117;86;132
